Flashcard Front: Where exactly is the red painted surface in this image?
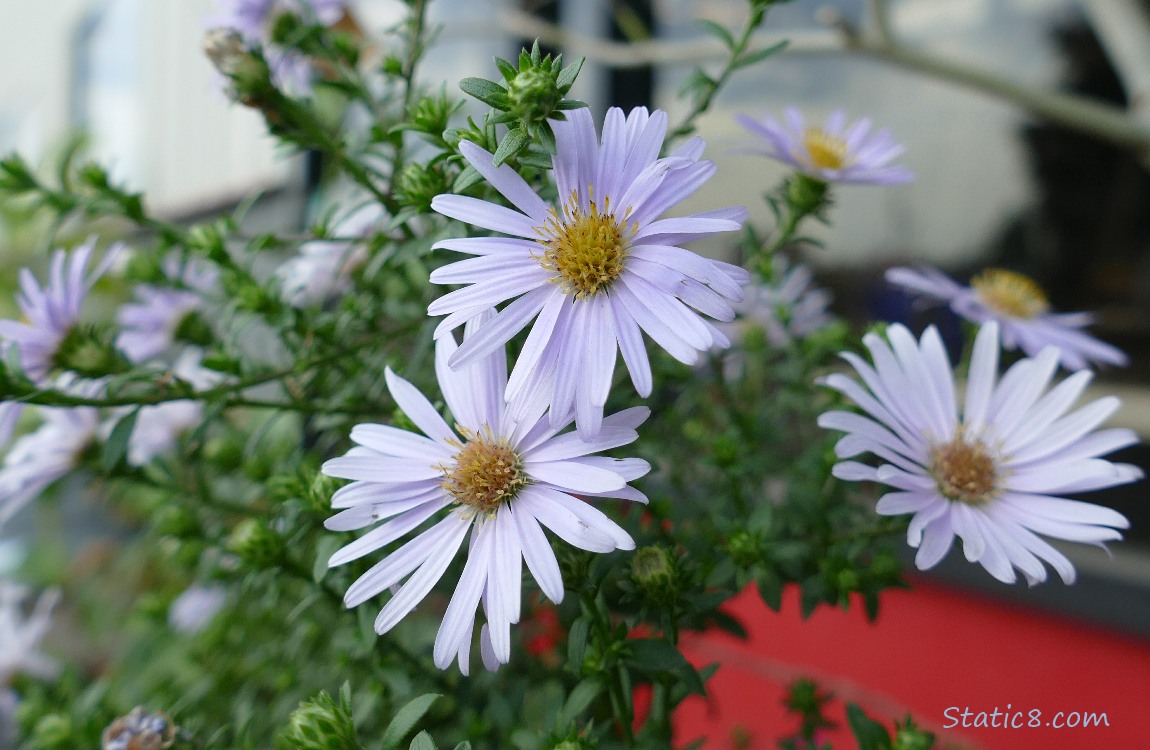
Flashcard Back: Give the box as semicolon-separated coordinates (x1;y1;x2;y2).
674;580;1150;749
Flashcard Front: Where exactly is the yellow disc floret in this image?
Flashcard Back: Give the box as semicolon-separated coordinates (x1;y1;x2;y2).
971;268;1050;319
440;428;526;514
801;129;848;171
929;436;999;506
538;193;632;298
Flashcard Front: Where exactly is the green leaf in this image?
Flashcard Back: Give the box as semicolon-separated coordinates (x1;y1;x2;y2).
756;569;784;611
567;616;590;671
732;39;789;71
102;408;139;472
492;128;530;166
458;77;509;109
380;694;441;750
846;703;892;750
556;679;603;727
452;164;483;193
409;731;437;750
312;536;341;582
555;57;585;90
451;743;472;750
697;19;735;49
626;639;689;673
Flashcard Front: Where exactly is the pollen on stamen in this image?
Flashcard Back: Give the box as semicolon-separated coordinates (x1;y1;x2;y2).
929;437;999;506
971;268;1050;319
801;129;848;171
439;427;526;515
536;191;633;298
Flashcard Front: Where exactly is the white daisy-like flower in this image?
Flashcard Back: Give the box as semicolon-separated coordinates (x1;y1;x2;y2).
0;580;59;687
735;255;835;348
819;321;1142;585
736;107;913;185
0;406;101;529
886;265;1127;371
0;239;122;384
276;202;383;307
430;106;749;437
116;255;218;363
322;312;649;674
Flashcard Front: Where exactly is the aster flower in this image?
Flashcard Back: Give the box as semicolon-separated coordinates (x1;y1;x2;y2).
116;255;218;363
430;106;748;437
886;265;1127;371
322;312;649;673
0;406;101;529
0;403;20;453
276;202;383;307
210;0;349;95
735;255;835;348
0;239;121;384
736;107;913;185
168;584;229;635
0;580;59;687
819;321;1141;585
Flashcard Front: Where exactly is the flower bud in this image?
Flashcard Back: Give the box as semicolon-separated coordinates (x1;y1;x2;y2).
278;691;360;750
893;717;935;750
228;518;286;568
630;545;678;604
785;173;831;217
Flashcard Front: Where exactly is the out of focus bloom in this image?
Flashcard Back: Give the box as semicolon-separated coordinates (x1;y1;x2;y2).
819;321;1141;585
430;106;748;437
0;580;59;686
168;584;228;635
736;107;913;185
116;256;218;363
736;255;834;347
101;707;176;750
210;0;349;94
0;239;121;383
123;352;220;467
0;407;100;528
886;265;1127;371
277;202;383;307
0;403;20;452
322;313;649;673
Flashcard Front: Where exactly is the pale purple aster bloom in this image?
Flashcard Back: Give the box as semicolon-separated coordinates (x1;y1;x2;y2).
736;107;913;185
0;406;101;529
168;585;229;634
886;265;1127;371
430;106;749;437
322;312;650;674
116;256;218;363
120;352;221;467
819;321;1141;585
0;239;122;384
0;403;20;453
0;581;59;687
276;202;383;307
736;255;834;348
210;0;349;95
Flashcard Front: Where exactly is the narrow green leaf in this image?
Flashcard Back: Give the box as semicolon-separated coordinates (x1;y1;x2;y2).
409;731;437;750
846;703;893;750
451;743;472;750
380;694;441;750
313;536;341;582
732;40;789;71
626;639;689;673
557;679;603;727
458;77;509;109
492;128;530;166
102;408;139;472
697;19;735;49
452;165;483;193
555;57;585;90
567;616;590;671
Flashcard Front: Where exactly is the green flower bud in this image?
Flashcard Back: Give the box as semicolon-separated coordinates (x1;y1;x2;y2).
726;530;763;568
173;311;214;348
154;505;200;539
278;691;360;750
630;545;678;604
893;717;935;750
202;28;275;108
785;173;831;217
30;714;73;748
308;472;342;514
53;325;129;378
508;66;561;123
395;163;449;213
203;435;246;471
228;518;286;568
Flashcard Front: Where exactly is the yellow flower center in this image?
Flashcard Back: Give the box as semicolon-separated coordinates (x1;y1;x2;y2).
801;129;848;171
971;268;1049;319
440;428;526;514
537;193;633;298
929;437;998;506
